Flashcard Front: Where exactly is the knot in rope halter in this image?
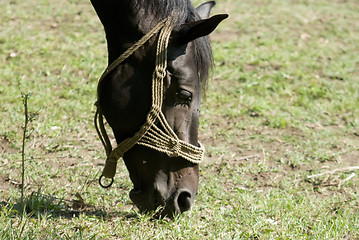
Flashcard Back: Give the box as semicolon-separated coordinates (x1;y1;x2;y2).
155;66;167;79
94;17;205;188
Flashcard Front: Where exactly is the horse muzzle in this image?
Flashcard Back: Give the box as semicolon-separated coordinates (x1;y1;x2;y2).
129;186;196;217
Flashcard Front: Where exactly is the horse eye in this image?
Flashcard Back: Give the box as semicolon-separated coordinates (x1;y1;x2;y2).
177;89;192;101
175;89;192;106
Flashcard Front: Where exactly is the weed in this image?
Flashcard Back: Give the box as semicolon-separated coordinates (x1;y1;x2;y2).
19;93;39;208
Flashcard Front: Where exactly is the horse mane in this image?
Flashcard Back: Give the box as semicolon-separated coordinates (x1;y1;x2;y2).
134;0;213;90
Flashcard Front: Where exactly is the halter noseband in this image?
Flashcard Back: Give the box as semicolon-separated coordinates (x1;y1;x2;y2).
94;17;205;188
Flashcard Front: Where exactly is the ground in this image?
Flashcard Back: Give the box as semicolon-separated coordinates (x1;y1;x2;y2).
0;0;358;238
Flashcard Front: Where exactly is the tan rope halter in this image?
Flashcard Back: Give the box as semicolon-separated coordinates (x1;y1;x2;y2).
94;17;205;187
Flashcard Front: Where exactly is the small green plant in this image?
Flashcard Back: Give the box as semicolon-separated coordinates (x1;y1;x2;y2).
20;93;39;207
23;189;65;216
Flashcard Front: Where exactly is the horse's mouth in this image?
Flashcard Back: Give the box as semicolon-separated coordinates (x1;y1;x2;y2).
129;188;158;212
129;188;176;217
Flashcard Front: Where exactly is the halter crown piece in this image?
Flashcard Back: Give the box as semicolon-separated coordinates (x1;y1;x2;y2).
94;17;205;188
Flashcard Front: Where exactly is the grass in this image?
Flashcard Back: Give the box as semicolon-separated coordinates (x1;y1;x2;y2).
1;0;359;239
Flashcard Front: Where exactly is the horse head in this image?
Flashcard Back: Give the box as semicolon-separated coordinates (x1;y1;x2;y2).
91;0;228;217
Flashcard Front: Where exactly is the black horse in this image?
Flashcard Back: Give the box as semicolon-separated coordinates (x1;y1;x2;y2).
91;0;228;217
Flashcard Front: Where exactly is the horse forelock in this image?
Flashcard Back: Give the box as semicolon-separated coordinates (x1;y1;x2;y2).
134;0;213;91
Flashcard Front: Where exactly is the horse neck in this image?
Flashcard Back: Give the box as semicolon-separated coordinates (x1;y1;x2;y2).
101;2;160;64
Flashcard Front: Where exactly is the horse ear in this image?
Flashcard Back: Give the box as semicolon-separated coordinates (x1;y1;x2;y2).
196;1;216;19
173;14;229;45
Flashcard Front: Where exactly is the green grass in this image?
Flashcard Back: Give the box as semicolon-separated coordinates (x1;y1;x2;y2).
1;0;359;239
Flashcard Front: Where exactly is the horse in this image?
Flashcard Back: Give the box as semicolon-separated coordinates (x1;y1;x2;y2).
90;0;228;217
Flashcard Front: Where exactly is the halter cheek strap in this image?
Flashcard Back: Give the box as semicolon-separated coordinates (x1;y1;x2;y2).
94;17;205;188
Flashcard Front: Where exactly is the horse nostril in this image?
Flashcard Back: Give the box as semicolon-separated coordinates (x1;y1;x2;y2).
176;189;192;213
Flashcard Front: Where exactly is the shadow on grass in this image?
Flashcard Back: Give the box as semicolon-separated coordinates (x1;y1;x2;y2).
0;190;138;221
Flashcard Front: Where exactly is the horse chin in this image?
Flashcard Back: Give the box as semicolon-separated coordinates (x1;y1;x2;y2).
129;189;151;212
129;188;160;213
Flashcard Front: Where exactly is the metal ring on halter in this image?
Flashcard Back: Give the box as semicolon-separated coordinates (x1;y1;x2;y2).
99;175;114;188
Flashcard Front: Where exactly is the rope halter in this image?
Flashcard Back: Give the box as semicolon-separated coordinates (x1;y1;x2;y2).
94;17;205;188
